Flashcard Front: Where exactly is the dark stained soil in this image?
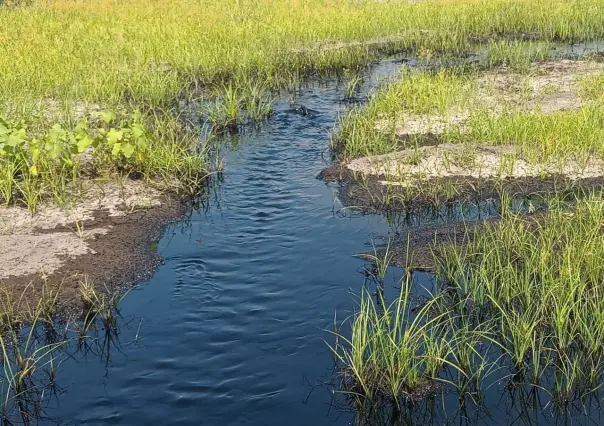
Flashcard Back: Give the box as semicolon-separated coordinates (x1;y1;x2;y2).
319;163;604;214
320;161;602;272
3;195;185;318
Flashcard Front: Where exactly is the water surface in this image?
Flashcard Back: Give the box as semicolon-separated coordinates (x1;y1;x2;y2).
38;57;604;426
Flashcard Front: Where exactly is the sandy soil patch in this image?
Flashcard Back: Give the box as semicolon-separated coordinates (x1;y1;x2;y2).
0;180;162;278
379;60;604;137
347;143;604;184
0;180;183;313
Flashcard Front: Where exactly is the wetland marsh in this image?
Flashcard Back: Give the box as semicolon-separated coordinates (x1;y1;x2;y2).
2;0;604;424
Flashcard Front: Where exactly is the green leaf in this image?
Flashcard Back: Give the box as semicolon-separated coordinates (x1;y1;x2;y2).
132;123;145;138
121;142;135;159
6;134;23;147
30;146;41;162
98;111;116;124
75;119;88;133
106;129;123;145
136;135;147;149
111;142;122;157
48;124;66;142
48;142;63;159
62;156;74;167
76;136;94;153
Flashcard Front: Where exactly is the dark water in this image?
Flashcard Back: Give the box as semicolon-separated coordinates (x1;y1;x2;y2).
28;58;604;425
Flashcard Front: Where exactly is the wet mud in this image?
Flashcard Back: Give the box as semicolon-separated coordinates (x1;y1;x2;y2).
321;162;604;212
320;160;603;273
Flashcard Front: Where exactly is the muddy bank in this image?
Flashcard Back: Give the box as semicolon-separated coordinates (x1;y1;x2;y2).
0;180;185;315
321;162;604;212
322;158;604;270
380;217;498;271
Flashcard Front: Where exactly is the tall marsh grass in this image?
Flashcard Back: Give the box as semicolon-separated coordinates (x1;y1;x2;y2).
444;106;604;166
484;40;552;71
334;192;604;410
2;0;604;114
0;278;128;423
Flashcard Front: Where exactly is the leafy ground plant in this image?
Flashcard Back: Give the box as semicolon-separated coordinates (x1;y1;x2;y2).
0;110;209;211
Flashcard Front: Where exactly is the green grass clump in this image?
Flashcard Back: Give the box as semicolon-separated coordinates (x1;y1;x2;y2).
437;192;604;398
0;278;131;423
444;106;604;166
335;192;604;408
336;69;474;159
330;275;455;403
484;40;552;71
577;72;604;102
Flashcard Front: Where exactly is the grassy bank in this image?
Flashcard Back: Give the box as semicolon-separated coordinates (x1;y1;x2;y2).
2;0;604;113
2;0;604;210
337;58;604;165
333;191;604;408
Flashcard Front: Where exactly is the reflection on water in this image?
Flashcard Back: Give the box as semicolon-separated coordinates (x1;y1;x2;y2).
333;265;604;426
0;305;127;425
344;386;604;426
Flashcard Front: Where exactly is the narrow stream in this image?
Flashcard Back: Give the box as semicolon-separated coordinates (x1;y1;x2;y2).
43;60;399;425
35;55;604;425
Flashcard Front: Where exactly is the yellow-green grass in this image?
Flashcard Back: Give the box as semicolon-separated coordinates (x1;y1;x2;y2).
2;0;604;115
435;191;604;398
336;69;475;158
3;0;604;210
337;64;604;168
445;107;604;166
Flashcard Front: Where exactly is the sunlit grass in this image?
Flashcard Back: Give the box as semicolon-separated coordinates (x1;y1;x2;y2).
435;191;604;400
2;0;604;114
338;61;604;168
335;191;604;407
443;106;604;166
484;40;552;71
336;68;474;158
2;0;604;207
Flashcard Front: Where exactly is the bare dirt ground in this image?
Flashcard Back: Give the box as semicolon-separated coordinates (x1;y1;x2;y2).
0;180;184;314
346;144;604;184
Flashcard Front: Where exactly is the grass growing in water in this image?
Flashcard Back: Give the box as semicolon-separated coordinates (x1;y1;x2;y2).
436;192;604;400
484;40;552;71
334;191;604;410
330;274;453;404
0;276;132;423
